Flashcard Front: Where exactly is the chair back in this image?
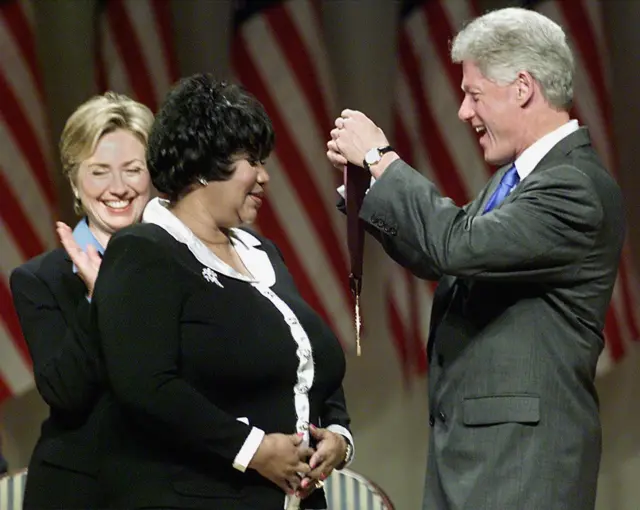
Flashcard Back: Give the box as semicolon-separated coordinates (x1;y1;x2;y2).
0;467;398;510
324;467;395;509
0;469;27;510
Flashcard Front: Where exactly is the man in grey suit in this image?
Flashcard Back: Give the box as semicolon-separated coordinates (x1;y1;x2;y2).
327;7;624;510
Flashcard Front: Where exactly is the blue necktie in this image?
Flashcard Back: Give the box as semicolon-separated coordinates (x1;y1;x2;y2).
482;164;520;214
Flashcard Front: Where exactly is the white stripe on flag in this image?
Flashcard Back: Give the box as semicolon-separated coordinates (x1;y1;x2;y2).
123;0;170;105
0;319;34;395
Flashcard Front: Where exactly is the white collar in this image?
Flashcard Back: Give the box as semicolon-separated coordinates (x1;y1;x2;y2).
142;197;276;286
514;119;579;181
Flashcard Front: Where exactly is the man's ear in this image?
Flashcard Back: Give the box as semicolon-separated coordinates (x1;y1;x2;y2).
515;71;535;106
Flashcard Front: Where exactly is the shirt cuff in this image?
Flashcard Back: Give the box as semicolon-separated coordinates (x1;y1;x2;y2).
336;176;377;199
327;424;355;467
232;426;265;472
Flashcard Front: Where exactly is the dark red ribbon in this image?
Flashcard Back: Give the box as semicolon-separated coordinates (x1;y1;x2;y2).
345;162;370;351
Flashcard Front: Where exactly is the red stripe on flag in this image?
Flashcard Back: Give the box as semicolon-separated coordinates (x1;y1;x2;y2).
151;0;179;82
0;72;55;208
232;36;352;309
105;0;158;110
0;169;46;259
398;29;468;205
604;306;624;361
265;3;333;134
0;0;45;99
0;280;32;367
556;2;614;150
0;376;11;402
422;1;463;103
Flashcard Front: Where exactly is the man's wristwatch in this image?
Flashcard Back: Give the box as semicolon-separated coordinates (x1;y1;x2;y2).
363;145;394;170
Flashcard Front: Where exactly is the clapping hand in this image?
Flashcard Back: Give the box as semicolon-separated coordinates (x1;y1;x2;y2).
56;222;102;297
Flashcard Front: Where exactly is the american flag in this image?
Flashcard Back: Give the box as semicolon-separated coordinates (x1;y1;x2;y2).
95;0;179;112
390;0;484;381
0;0;57;402
231;0;356;349
390;0;640;380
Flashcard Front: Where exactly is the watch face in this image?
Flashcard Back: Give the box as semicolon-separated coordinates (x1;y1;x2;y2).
364;148;380;165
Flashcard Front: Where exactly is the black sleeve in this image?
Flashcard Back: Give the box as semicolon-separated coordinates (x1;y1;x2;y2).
93;233;254;462
321;385;354;468
321;385;351;432
10;266;103;414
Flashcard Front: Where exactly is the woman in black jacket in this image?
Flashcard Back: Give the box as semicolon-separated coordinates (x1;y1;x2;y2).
10;92;153;509
92;74;355;510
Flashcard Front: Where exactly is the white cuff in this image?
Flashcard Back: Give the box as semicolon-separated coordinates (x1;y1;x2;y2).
336;176;377;199
327;424;355;467
232;426;265;472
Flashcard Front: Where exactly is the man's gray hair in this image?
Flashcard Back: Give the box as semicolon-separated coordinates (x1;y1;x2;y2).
451;7;574;110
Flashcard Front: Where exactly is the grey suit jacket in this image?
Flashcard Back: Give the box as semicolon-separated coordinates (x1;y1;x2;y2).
359;128;624;510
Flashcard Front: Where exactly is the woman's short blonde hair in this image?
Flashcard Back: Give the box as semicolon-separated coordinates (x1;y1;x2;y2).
59;92;154;213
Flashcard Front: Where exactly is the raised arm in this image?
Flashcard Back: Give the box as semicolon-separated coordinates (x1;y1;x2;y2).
360;159;604;282
336;195;443;281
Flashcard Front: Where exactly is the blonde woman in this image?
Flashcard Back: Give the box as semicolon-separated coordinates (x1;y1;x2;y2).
10;92;153;509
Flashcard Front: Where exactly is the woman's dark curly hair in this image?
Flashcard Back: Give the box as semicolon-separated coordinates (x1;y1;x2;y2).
147;74;275;201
